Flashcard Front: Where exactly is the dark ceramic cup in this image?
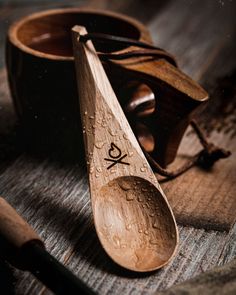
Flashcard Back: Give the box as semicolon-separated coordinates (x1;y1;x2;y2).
6;8;151;157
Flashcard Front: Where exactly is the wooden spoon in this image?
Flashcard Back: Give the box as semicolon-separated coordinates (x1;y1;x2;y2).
72;26;178;272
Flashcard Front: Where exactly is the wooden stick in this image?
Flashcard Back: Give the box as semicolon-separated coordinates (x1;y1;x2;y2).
0;197;94;294
0;197;41;250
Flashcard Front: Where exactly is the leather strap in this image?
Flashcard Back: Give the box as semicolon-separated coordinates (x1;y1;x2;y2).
79;33;177;66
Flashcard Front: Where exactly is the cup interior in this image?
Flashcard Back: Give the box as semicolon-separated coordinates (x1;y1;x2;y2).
16;11;141;56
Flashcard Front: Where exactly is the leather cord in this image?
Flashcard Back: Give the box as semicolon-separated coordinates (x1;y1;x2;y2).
145;120;231;180
79;33;177;66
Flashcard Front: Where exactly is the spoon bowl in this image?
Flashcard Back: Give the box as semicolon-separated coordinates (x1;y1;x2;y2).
72;26;178;271
95;176;177;271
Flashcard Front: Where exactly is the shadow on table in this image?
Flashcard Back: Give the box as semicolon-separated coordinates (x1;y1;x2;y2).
0;259;16;295
18;183;155;279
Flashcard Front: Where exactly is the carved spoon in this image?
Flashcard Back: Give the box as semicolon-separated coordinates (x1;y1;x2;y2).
72;26;178;272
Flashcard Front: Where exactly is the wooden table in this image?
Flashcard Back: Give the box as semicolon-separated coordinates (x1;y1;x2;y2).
0;0;235;294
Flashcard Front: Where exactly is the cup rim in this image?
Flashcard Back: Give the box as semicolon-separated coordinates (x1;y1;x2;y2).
8;7;150;61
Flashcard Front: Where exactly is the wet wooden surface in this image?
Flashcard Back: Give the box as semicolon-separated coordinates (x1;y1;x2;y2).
0;0;236;294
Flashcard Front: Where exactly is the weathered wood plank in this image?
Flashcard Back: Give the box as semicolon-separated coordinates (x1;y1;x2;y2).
218;224;236;266
0;0;236;294
157;258;236;295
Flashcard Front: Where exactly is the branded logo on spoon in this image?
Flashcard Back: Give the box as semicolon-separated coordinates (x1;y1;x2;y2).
104;143;130;169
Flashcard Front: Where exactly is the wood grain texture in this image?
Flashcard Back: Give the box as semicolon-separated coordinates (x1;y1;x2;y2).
0;0;236;294
157;258;236;295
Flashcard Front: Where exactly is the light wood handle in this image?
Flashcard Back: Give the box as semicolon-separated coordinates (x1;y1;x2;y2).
72;26;145;179
0;197;42;249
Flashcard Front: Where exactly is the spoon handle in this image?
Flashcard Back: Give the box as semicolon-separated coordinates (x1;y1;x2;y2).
72;26;140;156
72;26;154;183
